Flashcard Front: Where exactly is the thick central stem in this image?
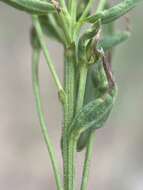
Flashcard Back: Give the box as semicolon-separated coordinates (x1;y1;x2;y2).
62;45;76;190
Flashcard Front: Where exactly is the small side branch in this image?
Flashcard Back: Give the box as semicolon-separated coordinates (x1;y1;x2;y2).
32;15;65;100
32;47;63;190
80;133;95;190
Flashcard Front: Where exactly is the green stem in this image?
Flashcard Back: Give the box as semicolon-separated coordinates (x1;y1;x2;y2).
32;47;63;190
79;0;94;21
80;133;95;190
59;0;68;11
64;64;88;190
68;0;77;22
62;47;75;190
59;11;72;44
32;15;64;94
96;0;107;13
76;64;88;113
48;13;67;44
67;134;77;190
64;47;75;132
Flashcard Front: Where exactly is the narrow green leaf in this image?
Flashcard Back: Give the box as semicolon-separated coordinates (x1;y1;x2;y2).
98;31;130;51
39;15;65;43
86;0;143;24
0;0;56;14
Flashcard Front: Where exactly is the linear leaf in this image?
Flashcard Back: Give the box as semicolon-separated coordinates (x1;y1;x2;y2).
99;31;130;51
86;0;143;24
0;0;56;14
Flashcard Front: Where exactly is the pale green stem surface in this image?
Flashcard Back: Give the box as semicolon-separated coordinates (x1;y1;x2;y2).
48;14;66;44
57;11;72;45
32;15;64;94
79;0;95;21
80;133;95;190
76;64;95;190
68;0;77;21
67;135;77;190
65;64;88;190
32;47;63;190
76;65;88;113
59;0;68;11
96;0;107;13
63;49;75;190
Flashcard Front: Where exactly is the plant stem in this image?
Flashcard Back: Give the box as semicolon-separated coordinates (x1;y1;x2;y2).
64;64;88;190
96;0;107;13
48;13;67;44
32;15;65;95
68;0;77;22
75;64;95;190
59;0;68;11
32;47;63;190
67;134;77;190
80;133;95;190
56;11;72;45
76;64;88;113
79;0;94;21
62;46;75;190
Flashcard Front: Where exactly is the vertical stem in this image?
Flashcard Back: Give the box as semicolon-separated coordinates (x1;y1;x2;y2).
32;47;63;190
80;133;95;190
76;64;88;113
96;0;107;13
59;0;68;11
56;11;71;45
67;134;77;190
79;0;94;21
32;15;64;94
75;64;94;190
64;64;88;190
62;46;75;190
68;0;77;21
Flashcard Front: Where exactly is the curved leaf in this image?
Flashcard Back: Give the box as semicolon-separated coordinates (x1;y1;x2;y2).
69;86;117;143
0;0;56;14
86;0;143;24
77;106;112;151
99;31;130;51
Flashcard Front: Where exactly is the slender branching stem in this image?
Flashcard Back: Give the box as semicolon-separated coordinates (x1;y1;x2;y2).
68;0;77;22
96;0;107;13
56;11;72;45
79;0;94;21
32;15;65;95
48;14;67;44
32;47;63;190
59;0;68;12
80;133;95;190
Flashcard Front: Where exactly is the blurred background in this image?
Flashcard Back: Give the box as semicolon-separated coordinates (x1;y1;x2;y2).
0;1;143;190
